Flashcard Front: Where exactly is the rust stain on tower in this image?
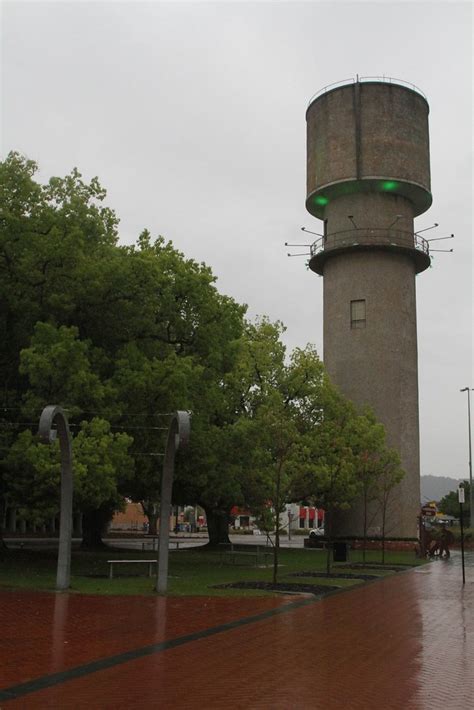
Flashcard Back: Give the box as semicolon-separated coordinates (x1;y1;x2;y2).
306;78;432;538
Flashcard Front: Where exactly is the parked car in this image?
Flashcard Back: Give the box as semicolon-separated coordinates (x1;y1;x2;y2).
309;527;325;538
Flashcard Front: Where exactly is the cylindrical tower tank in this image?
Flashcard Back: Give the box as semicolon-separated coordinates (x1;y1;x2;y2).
306;79;432;538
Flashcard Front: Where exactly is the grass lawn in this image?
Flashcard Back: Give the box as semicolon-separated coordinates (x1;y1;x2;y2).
0;544;427;598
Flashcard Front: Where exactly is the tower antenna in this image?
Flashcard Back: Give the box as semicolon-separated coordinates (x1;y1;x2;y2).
426;234;454;242
301;226;324;237
415;223;438;234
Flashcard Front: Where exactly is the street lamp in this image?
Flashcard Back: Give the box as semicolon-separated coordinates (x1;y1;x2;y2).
460;387;473;528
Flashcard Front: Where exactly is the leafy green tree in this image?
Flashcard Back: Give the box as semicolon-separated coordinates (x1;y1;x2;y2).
175;318;360;564
347;410;402;562
0;152;119;408
242;339;331;581
0;152;121;545
439;481;470;525
19;323;109;417
72;419;133;547
3;430;61;526
251;400;311;583
109;344;198;533
0;153;247;545
373;450;405;562
3;419;133;546
17;323;124;545
109;234;247;535
292;386;362;573
0;153;400;563
172;318;288;546
174;418;250;545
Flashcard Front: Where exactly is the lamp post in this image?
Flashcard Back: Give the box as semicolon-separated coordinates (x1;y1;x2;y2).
460;388;473;528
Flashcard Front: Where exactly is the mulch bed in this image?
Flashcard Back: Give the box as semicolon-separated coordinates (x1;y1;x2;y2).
212;581;341;595
289;571;380;581
334;563;413;571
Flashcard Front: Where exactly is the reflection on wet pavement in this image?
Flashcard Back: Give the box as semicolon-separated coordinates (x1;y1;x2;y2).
1;551;472;708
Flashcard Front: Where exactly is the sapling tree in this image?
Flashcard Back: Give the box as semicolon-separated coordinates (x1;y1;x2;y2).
293;385;362;574
348;410;389;562
374;450;405;563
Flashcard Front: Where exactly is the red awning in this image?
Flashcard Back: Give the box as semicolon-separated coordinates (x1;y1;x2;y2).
318;509;325;521
308;508;316;520
231;506;250;516
299;507;306;518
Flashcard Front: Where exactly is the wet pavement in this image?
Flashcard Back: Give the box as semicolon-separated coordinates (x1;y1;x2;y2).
1;551;472;709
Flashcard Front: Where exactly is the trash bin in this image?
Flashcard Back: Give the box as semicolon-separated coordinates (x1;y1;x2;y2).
333;542;348;562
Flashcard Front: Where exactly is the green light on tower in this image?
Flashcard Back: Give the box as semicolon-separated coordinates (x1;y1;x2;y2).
381;180;399;191
314;195;329;206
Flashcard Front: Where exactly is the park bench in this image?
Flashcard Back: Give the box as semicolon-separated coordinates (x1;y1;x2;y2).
304;539;329;550
107;559;158;579
221;544;273;567
141;538;181;551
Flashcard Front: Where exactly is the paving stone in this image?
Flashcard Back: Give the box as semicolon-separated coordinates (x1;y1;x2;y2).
1;551;472;708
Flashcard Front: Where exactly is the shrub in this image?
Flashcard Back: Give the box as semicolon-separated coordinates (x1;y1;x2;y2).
449;527;473;543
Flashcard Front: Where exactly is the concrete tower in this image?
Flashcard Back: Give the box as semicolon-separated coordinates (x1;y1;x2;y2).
306;78;432;538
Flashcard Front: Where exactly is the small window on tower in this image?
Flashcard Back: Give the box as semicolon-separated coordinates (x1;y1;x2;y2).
351;300;366;329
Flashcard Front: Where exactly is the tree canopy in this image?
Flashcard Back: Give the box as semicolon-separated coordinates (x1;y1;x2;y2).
439;481;470;525
0;152;245;544
0;152;403;551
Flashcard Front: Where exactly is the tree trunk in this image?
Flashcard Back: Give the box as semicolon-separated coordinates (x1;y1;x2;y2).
381;507;386;564
362;491;368;564
0;499;8;552
81;507;113;549
273;461;283;585
148;515;158;536
325;509;333;575
141;501;158;535
204;507;230;546
273;524;280;585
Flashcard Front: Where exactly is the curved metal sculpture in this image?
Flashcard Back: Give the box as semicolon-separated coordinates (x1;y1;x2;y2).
157;411;191;593
38;405;74;591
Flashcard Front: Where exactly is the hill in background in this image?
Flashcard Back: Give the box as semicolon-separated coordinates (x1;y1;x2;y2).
421;475;463;503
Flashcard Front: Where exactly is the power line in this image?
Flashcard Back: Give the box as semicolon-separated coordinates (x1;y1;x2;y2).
0;445;164;456
0;406;176;417
1;422;167;431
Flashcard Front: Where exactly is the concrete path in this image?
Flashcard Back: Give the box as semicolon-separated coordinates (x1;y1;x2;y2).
1;551;472;708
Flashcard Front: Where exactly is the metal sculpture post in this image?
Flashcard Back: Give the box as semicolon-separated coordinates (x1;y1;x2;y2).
38;406;74;591
157;411;191;593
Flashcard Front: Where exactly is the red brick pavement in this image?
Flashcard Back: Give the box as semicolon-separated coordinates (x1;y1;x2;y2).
1;552;472;709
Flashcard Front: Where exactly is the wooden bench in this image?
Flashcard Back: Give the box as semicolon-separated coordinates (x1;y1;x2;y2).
141;539;180;551
221;544;273;567
304;539;329;550
107;559;158;579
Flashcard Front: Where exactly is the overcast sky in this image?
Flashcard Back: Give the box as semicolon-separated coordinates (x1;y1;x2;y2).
1;0;472;481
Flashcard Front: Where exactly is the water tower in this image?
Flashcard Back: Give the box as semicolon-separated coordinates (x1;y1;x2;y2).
306;77;432;538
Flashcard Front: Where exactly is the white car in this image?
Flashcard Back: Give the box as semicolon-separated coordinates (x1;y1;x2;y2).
309;528;325;538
